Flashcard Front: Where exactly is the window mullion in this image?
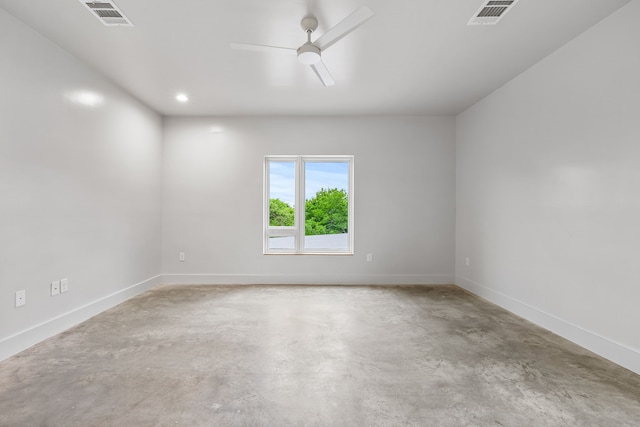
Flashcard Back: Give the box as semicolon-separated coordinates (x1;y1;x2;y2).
295;157;303;253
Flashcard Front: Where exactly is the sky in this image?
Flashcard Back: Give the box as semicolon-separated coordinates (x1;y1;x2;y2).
269;161;349;207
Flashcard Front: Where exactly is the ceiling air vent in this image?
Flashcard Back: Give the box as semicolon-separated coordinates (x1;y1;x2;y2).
468;0;519;26
79;0;133;26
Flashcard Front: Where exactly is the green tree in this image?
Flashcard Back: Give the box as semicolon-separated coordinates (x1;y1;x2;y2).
305;188;348;236
269;198;294;226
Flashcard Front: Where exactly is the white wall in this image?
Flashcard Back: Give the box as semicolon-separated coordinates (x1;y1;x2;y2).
456;0;640;374
0;9;163;360
162;116;455;285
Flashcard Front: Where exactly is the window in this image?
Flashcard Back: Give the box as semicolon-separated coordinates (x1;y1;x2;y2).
264;155;353;254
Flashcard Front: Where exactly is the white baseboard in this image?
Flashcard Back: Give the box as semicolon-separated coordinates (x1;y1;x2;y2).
161;273;454;286
455;275;640;376
0;275;162;362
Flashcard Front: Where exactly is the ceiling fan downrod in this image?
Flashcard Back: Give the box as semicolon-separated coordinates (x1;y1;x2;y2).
297;17;321;65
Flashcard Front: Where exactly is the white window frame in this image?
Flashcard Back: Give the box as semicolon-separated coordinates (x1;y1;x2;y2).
264;155;354;255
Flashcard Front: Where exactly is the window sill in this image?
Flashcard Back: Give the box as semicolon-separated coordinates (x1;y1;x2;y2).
263;252;354;256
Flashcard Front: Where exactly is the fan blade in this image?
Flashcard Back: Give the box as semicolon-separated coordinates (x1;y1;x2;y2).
230;42;296;55
310;60;335;87
313;5;374;51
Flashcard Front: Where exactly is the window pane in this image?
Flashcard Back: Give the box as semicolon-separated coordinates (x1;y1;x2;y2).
268;236;295;250
304;162;349;250
268;161;295;227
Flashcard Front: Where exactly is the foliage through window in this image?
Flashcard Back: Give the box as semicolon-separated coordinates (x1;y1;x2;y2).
264;156;353;254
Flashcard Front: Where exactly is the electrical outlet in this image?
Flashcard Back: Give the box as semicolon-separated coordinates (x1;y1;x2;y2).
366;254;373;262
51;280;60;296
15;290;26;307
465;257;470;267
179;252;185;262
60;278;68;293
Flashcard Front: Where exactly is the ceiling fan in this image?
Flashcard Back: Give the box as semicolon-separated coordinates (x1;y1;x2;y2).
230;5;374;87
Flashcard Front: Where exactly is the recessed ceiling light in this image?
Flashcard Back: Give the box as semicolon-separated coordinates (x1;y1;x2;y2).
176;93;189;103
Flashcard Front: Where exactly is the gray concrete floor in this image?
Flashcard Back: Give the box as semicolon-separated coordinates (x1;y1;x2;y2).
1;285;640;426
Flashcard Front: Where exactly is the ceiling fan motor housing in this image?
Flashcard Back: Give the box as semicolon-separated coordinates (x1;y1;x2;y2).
297;42;321;65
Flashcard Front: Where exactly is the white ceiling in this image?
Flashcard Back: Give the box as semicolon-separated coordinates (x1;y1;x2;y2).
1;0;631;116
